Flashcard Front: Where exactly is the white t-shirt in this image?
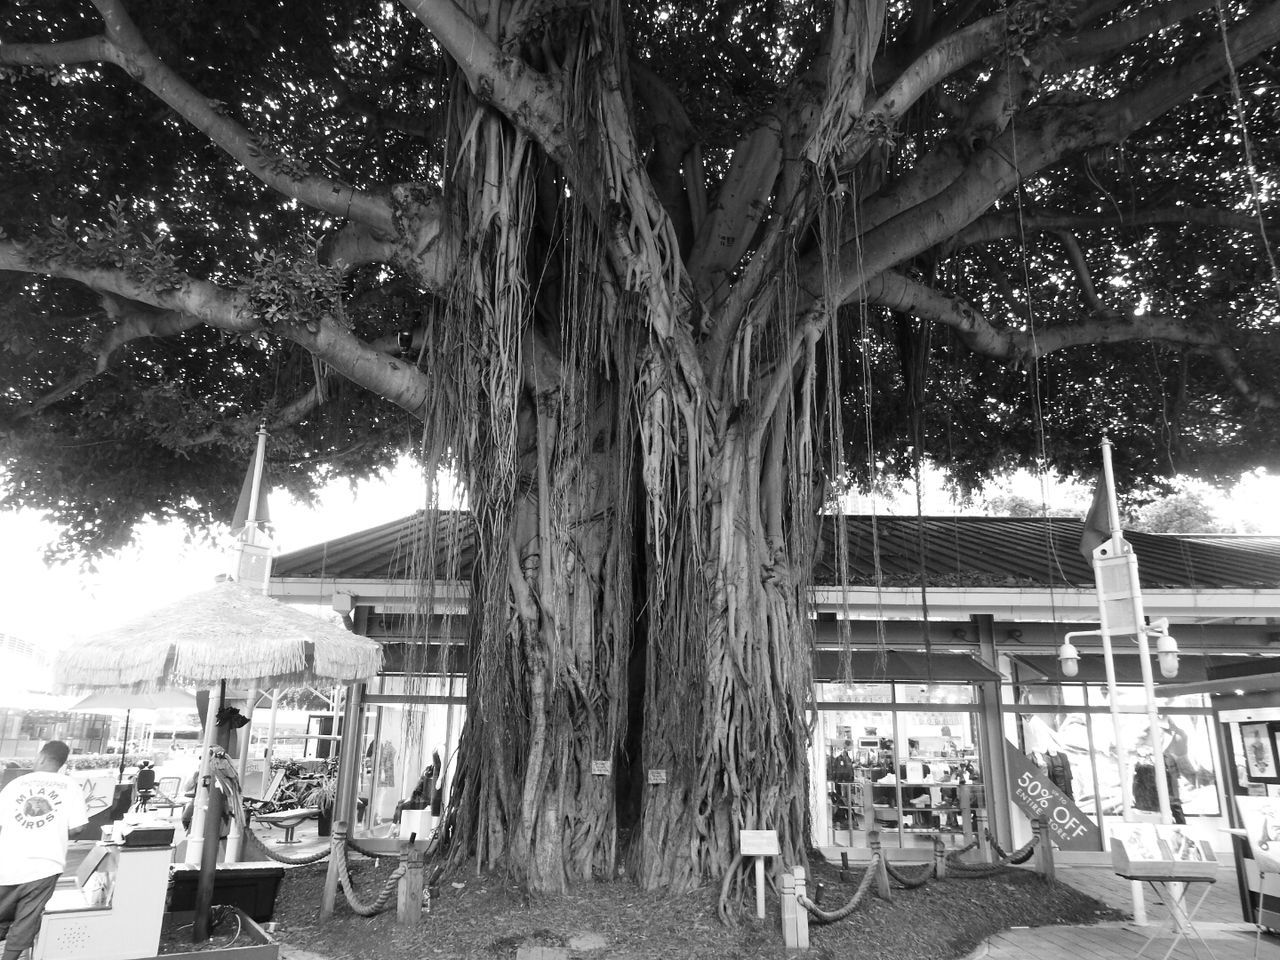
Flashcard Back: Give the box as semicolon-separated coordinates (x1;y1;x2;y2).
0;770;90;884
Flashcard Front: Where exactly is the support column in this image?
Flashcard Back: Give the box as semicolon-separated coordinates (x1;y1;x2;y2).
972;615;1013;848
336;682;365;830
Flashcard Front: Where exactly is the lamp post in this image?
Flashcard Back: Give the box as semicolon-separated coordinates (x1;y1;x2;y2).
1059;437;1181;924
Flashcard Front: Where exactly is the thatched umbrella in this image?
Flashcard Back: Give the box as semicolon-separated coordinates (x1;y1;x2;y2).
56;578;382;691
55;577;382;942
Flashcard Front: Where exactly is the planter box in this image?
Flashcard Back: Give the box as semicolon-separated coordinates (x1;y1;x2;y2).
169;864;285;922
158;910;279;960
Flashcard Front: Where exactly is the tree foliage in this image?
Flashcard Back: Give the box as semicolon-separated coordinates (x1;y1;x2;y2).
6;0;1280;897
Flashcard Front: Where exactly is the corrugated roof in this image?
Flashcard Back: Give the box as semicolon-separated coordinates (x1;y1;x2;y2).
272;514;1280;591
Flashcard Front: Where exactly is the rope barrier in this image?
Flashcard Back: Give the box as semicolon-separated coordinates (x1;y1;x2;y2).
333;840;404;916
795;853;879;924
786;829;1049;936
885;860;936;889
244;826;331;865
984;829;1039;866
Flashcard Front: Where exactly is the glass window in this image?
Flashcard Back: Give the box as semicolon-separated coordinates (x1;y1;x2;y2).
1089;713;1220;818
1004;708;1100;840
816;682;892;703
1017;683;1086;708
895;683;975;705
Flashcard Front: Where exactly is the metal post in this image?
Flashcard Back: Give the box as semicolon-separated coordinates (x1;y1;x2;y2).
1098;438;1146;922
332;683;364;830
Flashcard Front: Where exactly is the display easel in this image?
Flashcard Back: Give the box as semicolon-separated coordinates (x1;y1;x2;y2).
1111;826;1220;960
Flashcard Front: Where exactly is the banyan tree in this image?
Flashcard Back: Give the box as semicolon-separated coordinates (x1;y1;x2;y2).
5;0;1280;899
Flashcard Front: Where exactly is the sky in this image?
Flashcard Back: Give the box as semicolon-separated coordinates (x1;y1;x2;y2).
2;459;1279;648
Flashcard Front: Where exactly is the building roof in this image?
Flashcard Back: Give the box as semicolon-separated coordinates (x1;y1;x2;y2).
273;513;1280;591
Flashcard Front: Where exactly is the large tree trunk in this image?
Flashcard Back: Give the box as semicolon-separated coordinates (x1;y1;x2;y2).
451;374;635;892
633;365;817;900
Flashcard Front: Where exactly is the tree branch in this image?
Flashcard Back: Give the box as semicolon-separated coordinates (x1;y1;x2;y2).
21;299;202;416
0;239;434;418
862;269;1223;360
397;0;568;165
1054;0;1211;73
1055;231;1114;316
1;1;397;235
942;207;1280;253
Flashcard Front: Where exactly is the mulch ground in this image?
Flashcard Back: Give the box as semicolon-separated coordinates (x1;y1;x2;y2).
269;854;1124;960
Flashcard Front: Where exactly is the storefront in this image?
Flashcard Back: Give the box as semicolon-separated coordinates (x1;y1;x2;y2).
270;513;1280;860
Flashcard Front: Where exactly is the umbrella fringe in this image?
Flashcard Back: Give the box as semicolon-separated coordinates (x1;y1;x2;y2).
54;580;383;691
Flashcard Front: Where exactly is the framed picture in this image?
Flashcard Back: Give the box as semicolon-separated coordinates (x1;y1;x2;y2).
1242;722;1280;783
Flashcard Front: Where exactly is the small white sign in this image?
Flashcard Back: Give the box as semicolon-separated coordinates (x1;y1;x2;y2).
740;830;780;856
590;760;612;776
647;769;667;784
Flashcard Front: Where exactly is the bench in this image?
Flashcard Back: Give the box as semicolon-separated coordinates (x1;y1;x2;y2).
254;807;320;844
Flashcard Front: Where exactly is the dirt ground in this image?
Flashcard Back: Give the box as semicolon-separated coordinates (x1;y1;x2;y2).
268;855;1123;960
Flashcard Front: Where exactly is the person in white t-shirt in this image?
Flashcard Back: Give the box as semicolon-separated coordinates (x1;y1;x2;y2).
0;741;89;960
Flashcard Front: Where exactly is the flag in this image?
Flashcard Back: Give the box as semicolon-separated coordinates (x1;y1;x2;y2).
230;451;270;536
1079;479;1111;562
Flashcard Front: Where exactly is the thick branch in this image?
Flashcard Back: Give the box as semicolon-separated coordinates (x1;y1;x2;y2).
942;208;1280;253
0;239;434;418
1055;0;1211;73
1;2;396;234
862;270;1222;359
397;0;568;165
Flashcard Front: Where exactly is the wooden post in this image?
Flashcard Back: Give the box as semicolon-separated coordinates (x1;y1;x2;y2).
397;841;424;924
780;870;797;950
1035;817;1054;881
868;831;891;901
321;819;347;919
754;856;766;919
740;831;780;921
933;835;947;880
792;866;810;952
840;851;849;882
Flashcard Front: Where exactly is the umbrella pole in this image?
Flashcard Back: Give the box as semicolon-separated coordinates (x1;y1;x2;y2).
194;681;227;943
262;690;279;797
117;709;131;783
186;686;220;866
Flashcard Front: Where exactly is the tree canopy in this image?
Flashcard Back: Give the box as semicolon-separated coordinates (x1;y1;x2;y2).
4;0;1280;554
6;0;1280;897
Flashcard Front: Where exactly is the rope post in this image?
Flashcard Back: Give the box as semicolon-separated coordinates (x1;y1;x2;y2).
868;832;891;902
792;866;810;952
975;808;991;862
933;836;947;880
321;819;348;919
397;841;425;924
840;851;849;883
1033;818;1055;881
781;870;797;950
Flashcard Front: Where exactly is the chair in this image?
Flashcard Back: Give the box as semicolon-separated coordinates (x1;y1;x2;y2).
148;776;184;815
243;769;287;815
133;766;157;811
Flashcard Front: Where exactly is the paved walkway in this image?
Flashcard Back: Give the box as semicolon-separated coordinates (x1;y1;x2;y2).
976;863;1280;960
